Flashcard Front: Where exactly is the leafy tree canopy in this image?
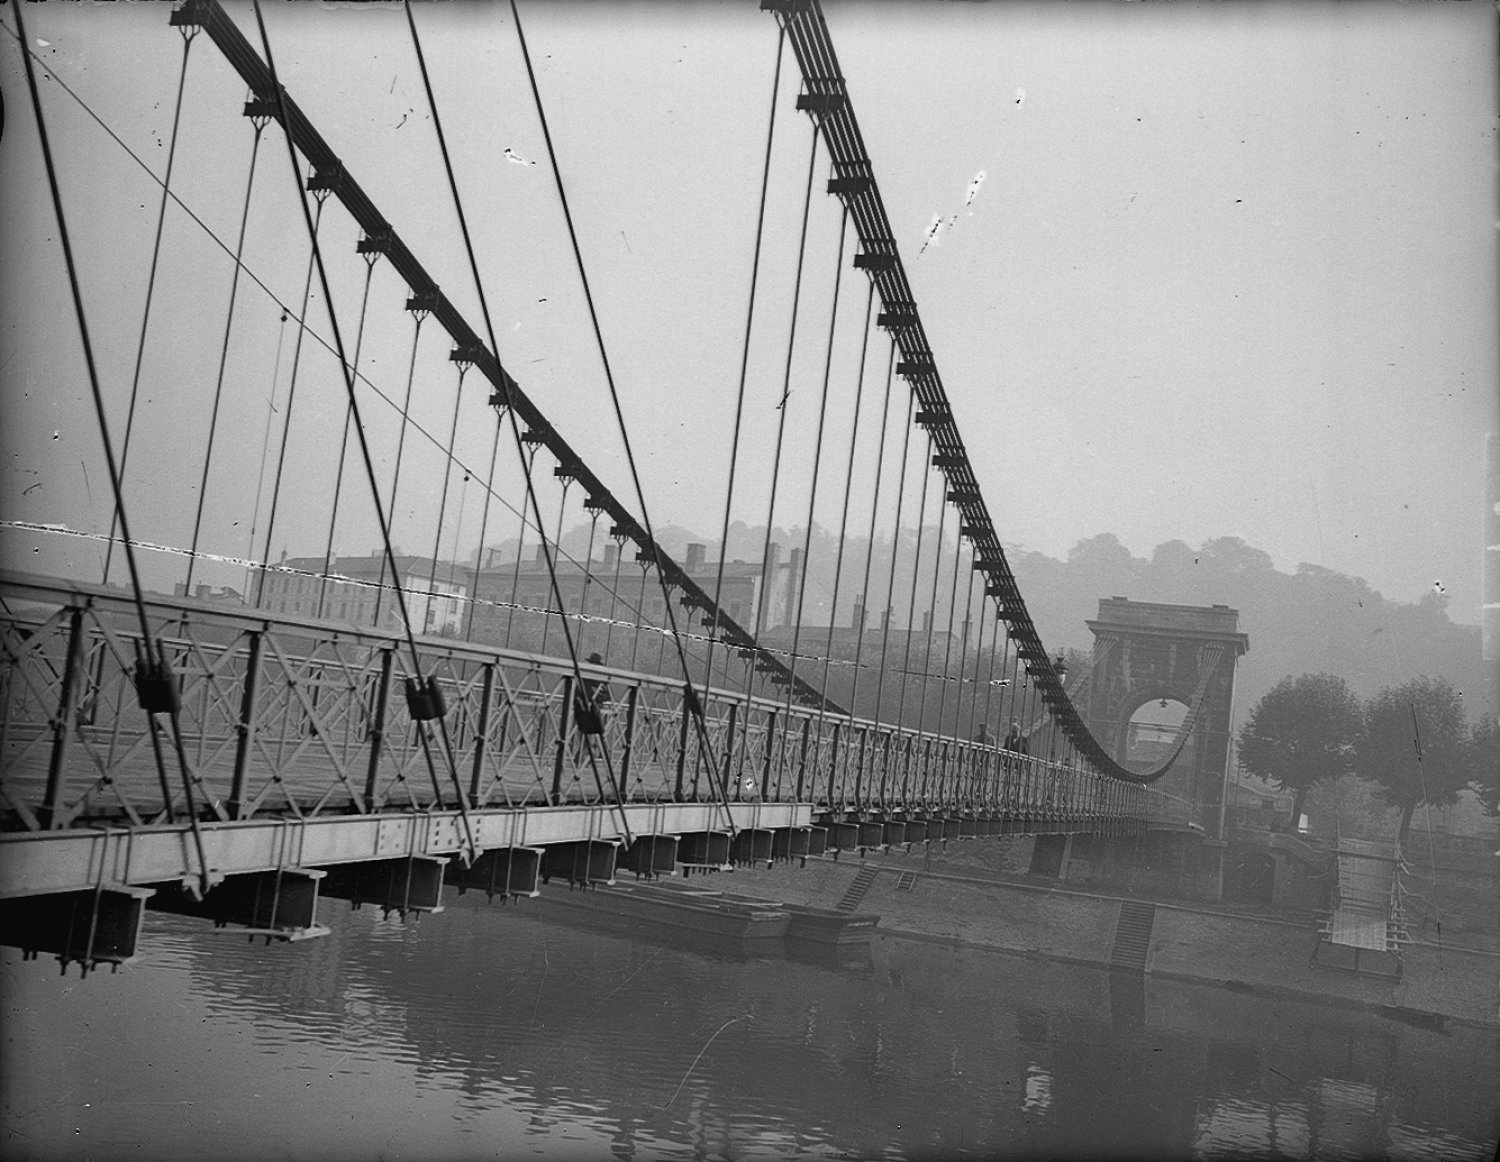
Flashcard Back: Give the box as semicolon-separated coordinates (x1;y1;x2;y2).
1357;675;1471;843
1237;672;1363;824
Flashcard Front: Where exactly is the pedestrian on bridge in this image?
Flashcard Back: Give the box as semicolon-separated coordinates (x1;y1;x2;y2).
571;653;612;763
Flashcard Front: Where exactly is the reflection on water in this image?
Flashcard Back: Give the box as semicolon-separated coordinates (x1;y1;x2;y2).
3;890;1495;1161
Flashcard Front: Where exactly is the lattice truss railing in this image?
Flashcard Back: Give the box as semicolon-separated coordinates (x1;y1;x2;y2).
0;575;1144;830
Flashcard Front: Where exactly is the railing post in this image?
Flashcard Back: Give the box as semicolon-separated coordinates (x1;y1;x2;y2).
852;726;868;807
794;717;811;801
469;662;495;803
760;708;778;798
363;647;394;811
673;684;691;800
228;629;263;820
722;700;739;800
826;722;841;806
618;685;638;803
553;676;574;803
40;607;87;830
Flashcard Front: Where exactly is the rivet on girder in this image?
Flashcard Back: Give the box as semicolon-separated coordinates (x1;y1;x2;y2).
828;175;871;197
405;287;441;314
898;360;936;379
854;252;896;272
356;229;393;265
242;97;277;123
879;311;919;329
307;163;344;195
931;454;964;470
797;91;846;115
169;2;208;29
915;409;951;427
450;343;485;368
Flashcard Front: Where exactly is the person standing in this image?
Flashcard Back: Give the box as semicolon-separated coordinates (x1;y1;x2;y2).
571;652;612;762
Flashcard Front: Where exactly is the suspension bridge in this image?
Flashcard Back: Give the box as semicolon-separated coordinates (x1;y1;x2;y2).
0;0;1249;974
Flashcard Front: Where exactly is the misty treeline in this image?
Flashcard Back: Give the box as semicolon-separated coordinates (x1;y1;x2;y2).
1237;673;1497;845
498;523;1485;736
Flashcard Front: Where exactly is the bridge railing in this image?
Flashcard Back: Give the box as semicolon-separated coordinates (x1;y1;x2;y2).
0;573;1145;832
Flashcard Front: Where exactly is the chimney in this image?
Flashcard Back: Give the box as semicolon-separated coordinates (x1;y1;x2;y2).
604;543;618;567
922;610;933;633
685;543;705;572
786;547;803;628
758;541;781;630
535;543;547;563
882;607;892;630
852;593;865;631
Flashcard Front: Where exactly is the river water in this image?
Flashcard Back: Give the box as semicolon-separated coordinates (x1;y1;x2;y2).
3;890;1495;1161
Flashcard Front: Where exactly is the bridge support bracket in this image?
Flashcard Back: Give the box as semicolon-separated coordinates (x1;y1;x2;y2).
448;846;543;901
319;856;447;919
0;884;154;977
540;840;618;889
147;867;328;942
617;835;679;879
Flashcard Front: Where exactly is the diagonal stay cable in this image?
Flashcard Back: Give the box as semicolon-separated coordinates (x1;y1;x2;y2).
702;22;786;709
9;0;216;891
248;0;476;859
403;0;631;841
185;114;268;593
116;2;840;718
509;0;744;833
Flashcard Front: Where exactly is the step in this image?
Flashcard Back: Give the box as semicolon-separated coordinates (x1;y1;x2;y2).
836;865;879;913
1109;901;1156;971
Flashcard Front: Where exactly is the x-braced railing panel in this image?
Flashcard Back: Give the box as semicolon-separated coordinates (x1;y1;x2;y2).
0;572;1147;833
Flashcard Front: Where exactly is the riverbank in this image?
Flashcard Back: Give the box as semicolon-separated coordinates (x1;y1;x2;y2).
712;842;1500;1030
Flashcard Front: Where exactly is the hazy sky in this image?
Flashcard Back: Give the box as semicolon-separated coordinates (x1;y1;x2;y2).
1;0;1495;623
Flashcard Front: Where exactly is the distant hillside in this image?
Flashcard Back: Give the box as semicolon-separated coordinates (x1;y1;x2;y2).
500;524;1492;723
1007;533;1491;724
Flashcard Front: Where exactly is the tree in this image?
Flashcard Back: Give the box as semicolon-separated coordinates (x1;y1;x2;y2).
1467;713;1499;817
1357;676;1471;846
1237;673;1363;829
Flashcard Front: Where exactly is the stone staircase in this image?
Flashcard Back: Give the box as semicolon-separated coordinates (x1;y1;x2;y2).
1110;901;1157;971
837;865;879;912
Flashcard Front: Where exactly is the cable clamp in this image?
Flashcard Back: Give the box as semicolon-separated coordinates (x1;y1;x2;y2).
403;676;447;722
132;644;182;716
